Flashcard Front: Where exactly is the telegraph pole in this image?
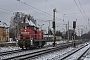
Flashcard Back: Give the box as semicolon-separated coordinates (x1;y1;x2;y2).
52;8;56;47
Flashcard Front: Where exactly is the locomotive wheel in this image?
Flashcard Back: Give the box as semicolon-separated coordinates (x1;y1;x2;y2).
21;46;24;50
26;47;27;49
25;46;28;49
38;45;43;48
38;46;41;48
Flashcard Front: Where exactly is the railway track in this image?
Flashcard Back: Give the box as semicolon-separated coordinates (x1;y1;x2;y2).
51;44;90;60
81;47;90;60
0;43;66;57
1;43;72;60
0;40;89;60
0;49;24;56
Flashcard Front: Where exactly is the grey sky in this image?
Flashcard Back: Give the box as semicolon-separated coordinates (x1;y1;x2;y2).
0;0;90;34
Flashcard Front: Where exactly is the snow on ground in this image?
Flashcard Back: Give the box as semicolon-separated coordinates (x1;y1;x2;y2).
32;47;75;60
0;41;21;52
83;47;90;60
0;41;16;44
0;40;69;59
0;46;21;52
44;40;67;46
0;40;66;52
31;43;89;60
84;55;90;60
0;47;55;59
65;44;90;60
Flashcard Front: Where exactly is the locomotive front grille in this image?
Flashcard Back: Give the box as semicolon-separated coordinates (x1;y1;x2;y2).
23;37;25;39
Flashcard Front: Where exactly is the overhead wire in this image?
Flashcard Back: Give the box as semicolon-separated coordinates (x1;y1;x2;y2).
17;0;45;21
46;0;65;16
46;0;76;22
17;0;63;21
78;0;88;19
78;0;89;25
74;0;88;22
46;0;64;19
46;0;65;23
46;0;90;31
0;7;13;13
17;0;52;16
46;0;55;8
0;0;49;22
0;3;42;21
74;0;90;30
45;0;74;28
46;1;74;29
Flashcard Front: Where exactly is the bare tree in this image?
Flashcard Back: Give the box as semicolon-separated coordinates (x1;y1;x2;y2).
9;12;37;40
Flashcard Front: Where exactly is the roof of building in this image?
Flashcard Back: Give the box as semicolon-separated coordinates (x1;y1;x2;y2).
0;22;9;28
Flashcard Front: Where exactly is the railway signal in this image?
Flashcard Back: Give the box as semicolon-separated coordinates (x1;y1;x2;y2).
73;21;76;29
73;21;76;47
52;21;55;28
52;8;56;47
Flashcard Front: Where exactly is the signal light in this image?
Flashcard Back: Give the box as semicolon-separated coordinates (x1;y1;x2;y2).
52;21;55;28
73;21;76;29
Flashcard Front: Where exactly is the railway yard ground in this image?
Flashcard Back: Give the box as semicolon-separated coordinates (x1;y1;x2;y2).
0;41;17;47
0;40;90;60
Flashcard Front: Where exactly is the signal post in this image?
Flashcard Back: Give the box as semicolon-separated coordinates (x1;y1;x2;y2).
73;21;76;47
52;8;56;47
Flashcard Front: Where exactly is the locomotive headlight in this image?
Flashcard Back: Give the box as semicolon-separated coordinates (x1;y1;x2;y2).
31;39;33;45
16;39;18;42
31;40;33;41
25;30;26;32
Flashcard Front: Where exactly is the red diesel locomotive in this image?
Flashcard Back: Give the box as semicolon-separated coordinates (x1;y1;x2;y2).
18;25;46;49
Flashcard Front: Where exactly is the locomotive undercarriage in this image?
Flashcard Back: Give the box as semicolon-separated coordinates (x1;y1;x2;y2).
18;39;46;49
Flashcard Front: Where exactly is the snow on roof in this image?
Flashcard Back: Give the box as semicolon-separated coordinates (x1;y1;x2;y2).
22;19;36;26
0;22;9;28
28;20;35;26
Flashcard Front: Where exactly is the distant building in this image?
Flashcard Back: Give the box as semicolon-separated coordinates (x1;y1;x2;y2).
0;22;9;42
44;35;53;40
44;35;62;41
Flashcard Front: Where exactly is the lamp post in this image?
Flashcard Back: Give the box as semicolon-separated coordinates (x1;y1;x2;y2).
63;24;67;39
63;14;66;21
68;21;69;42
63;14;70;41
